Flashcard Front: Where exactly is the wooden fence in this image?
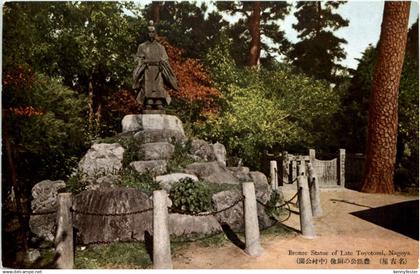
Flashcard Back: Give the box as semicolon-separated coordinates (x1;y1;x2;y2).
279;149;346;188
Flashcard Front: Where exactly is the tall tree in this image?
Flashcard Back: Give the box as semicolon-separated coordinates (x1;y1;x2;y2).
143;2;227;60
216;1;291;67
289;1;349;83
361;1;411;193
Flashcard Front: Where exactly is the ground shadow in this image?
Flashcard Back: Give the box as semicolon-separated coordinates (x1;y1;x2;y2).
144;230;153;262
221;224;245;250
351;200;419;240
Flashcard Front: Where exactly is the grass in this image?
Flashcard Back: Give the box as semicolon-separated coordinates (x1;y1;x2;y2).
75;242;152;269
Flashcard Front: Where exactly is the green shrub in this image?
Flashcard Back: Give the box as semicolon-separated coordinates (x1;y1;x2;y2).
169;178;212;214
64;172;88;194
167;139;195;172
115;169;160;194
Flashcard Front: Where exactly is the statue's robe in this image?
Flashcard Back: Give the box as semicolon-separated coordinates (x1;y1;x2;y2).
132;40;178;105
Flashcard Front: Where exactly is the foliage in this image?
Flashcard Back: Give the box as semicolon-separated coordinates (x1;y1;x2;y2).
3;68;89;184
288;1;349;83
159;39;222;128
64;172;88;194
143;2;228;60
201;39;340;168
75;242;152;269
167;140;195;173
263;191;288;221
115;169;160;195
169;178;212;214
216;1;291;66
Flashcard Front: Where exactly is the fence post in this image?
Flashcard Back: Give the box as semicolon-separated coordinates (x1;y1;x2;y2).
308;163;323;218
297;164;316;239
242;182;263;256
153;190;172;269
309;149;316;162
55;193;74;269
291;160;297;183
270;160;278;190
282;151;289;184
338;149;346;188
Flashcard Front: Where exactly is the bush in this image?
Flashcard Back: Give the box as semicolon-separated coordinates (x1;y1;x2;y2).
169;178;212;214
116;169;160;194
167;139;195;173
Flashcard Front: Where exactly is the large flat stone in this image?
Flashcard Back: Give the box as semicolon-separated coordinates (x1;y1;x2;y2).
73;188;153;244
169;213;222;237
184;161;240;185
134;129;186;144
130;160;168;176
140;142;175;160
122;114;185;135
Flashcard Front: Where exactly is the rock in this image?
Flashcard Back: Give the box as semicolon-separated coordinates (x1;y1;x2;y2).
250;171;271;204
130;160;167;176
78;143;125;183
169;214;222;237
134;129;185;144
29;180;66;242
73;188;153;244
228;167;252;182
122;114;185;135
184;161;240;185
140;142;174;160
190;139;216;161
212;190;244;231
155;173;199;192
213;142;227;166
26;249;41;263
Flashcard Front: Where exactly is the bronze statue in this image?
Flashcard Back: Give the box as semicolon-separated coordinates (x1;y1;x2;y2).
132;20;178;113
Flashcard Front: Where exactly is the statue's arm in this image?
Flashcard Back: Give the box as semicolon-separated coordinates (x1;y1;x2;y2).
132;46;146;89
160;47;179;91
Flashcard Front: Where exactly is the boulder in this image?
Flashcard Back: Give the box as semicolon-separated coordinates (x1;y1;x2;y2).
73;188;153;244
228;167;252;182
29;180;66;242
130;160;167;176
212;190;244;231
140;142;174;160
189;139;216;162
250;171;272;204
155;173;199;192
122;114;185;135
169;213;222;237
213;142;227;166
134;129;185;144
184;161;240;185
78;143;124;183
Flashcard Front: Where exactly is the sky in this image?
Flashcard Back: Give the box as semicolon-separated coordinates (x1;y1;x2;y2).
282;1;419;69
134;0;419;70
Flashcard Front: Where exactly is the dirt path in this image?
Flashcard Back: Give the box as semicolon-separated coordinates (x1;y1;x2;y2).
172;189;419;269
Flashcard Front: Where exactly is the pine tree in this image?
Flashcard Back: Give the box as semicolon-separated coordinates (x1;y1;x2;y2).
289;1;349;83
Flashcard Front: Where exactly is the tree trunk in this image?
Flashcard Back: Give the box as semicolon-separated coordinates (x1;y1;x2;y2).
247;1;261;67
152;1;162;24
361;2;410;193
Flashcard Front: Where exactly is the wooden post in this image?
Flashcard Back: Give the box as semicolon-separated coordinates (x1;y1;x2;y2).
153;190;172;269
338;149;346;188
243;182;263;256
282;151;289;184
270;161;278;190
55;193;74;269
297;164;316;239
308;163;323;218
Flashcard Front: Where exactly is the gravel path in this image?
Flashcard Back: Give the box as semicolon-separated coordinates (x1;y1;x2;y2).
172;188;419;269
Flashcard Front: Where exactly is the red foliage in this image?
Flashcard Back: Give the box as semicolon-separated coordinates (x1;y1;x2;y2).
8;106;44;117
104;89;140;115
159;38;221;113
3;65;35;90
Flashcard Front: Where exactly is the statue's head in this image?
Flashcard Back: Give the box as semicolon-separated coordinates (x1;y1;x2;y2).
147;20;156;41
